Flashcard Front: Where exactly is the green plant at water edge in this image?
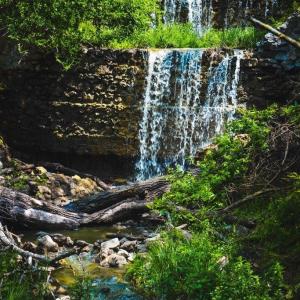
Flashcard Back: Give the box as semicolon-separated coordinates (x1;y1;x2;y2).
153;105;281;224
68;275;94;300
143;104;300;298
127;230;284;300
0;250;49;300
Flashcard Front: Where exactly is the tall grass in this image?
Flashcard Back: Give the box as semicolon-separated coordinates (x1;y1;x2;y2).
109;24;264;49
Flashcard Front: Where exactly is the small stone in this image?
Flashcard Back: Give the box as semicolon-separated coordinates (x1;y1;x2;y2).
75;240;90;247
52;187;65;198
117;249;130;258
37;235;59;252
23;241;38;252
101;238;120;250
121;240;137;252
36;166;47;175
145;234;161;246
127;253;136;262
100;254;127;268
136;243;147;253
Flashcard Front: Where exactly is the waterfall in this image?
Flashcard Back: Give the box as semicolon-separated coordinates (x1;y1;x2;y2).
136;49;244;180
265;0;278;17
164;0;213;35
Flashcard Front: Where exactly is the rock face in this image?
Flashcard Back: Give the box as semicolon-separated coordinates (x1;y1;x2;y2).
240;12;300;107
162;0;294;29
0;46;243;178
0;47;147;159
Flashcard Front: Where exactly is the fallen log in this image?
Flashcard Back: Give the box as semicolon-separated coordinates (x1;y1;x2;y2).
68;175;170;214
0;174;170;228
0;186;82;229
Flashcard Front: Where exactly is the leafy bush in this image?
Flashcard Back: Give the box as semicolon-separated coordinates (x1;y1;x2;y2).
0;0;160;68
0;250;49;300
0;0;264;67
153;105;281;224
127;230;284;300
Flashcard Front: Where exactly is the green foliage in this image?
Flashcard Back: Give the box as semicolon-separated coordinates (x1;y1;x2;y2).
0;250;49;300
251;173;300;263
112;25;264;49
154;105;280;224
68;275;94;300
197;27;265;49
0;0;160;68
0;0;264;67
127;230;284;300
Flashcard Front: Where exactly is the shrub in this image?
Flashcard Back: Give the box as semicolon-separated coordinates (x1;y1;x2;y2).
0;250;49;299
127;230;284;300
0;0;160;68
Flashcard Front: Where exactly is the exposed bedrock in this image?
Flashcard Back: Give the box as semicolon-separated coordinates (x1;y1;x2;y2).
162;0;294;32
0;47;242;172
240;12;300;107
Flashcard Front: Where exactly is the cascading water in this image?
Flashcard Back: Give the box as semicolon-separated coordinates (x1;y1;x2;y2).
164;0;213;35
136;49;244;180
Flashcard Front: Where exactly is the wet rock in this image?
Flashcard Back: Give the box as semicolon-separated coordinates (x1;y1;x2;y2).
37;235;59;252
101;238;120;250
145;234;161;246
117;249;130;259
0;160;3;171
120;240;137;252
136;243;147;253
75;240;90;248
100;254;127;268
23;241;38;252
0;176;5;185
50;233;74;247
36;166;47;175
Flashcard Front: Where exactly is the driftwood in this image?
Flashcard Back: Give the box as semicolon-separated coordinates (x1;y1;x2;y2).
69;175;170;213
0;175;170;229
250;17;300;49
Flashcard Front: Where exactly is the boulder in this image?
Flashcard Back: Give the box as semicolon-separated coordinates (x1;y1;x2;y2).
101;238;120;250
37;235;59;252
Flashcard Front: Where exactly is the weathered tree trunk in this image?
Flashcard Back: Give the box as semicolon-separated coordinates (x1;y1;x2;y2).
68;176;170;213
0;175;170;229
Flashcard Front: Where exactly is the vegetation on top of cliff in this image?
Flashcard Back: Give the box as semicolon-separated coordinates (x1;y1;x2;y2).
0;0;160;68
128;104;300;299
112;25;264;49
0;0;265;68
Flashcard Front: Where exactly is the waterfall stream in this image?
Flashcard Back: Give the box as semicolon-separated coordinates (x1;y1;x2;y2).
164;0;213;34
164;0;279;33
136;49;244;180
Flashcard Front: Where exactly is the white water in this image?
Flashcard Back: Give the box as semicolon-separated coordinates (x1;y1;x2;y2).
164;0;213;35
136;49;244;180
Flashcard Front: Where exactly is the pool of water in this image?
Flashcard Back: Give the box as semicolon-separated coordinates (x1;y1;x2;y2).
20;225;147;244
